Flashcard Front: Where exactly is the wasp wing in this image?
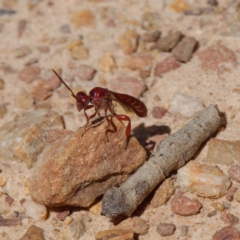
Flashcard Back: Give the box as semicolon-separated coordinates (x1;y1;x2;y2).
111;93;135;114
109;91;147;117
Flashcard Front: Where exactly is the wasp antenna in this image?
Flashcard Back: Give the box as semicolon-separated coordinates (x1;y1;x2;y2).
52;69;77;99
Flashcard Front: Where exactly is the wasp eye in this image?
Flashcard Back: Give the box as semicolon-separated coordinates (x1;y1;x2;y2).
75;92;90;111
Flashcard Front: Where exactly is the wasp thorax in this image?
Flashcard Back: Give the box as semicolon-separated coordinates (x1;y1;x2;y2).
75;92;90;111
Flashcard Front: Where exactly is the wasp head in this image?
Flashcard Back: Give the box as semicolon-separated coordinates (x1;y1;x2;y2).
75;92;90;111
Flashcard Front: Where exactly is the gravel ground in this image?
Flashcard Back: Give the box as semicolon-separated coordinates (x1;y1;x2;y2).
1;0;240;239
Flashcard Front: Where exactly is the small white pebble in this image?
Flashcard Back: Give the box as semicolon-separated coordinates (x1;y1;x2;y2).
170;92;205;118
151;208;156;213
0;177;6;187
21;217;29;225
24;179;30;196
178;161;231;198
64;216;73;225
89;201;101;215
0;230;6;238
22;199;47;221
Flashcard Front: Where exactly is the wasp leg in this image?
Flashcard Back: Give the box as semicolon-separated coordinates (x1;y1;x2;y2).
108;101;131;148
82;105;98;137
104;112;117;141
113;114;131;148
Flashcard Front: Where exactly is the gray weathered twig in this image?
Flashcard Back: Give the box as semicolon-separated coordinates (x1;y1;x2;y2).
101;105;222;218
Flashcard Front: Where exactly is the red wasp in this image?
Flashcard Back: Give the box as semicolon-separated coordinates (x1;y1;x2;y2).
53;70;147;143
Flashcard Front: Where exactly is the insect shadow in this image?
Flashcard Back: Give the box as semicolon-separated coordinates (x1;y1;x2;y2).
89;118;171;151
132;123;171;148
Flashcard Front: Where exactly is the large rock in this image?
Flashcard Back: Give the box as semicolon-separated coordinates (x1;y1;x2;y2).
29;118;146;207
0;109;63;168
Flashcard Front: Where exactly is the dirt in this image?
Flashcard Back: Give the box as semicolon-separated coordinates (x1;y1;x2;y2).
1;0;240;239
